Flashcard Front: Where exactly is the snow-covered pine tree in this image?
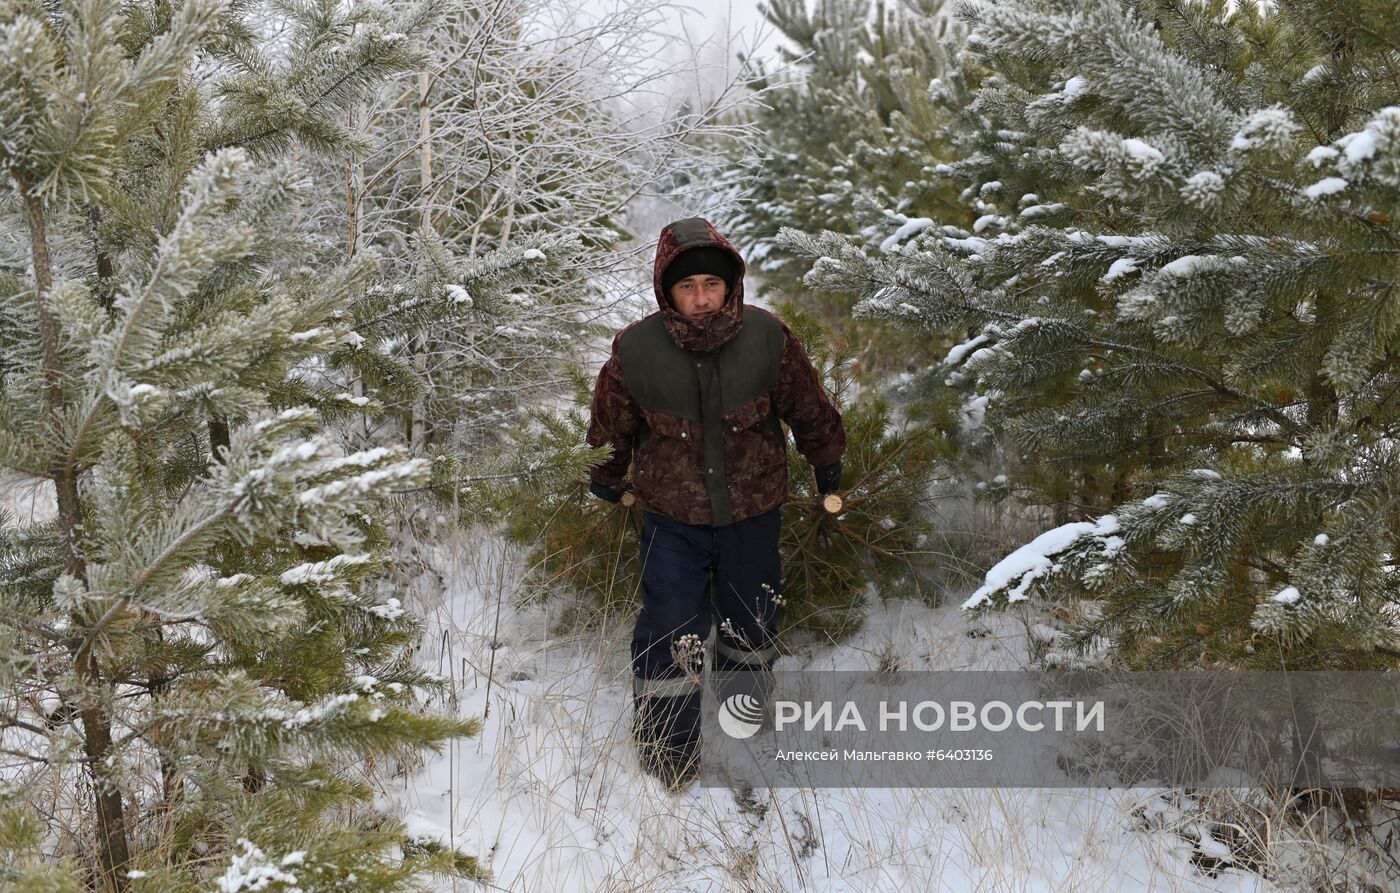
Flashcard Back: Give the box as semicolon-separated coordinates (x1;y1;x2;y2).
722;0;963;377
725;0;886;292
0;1;480;890
785;0;1400;670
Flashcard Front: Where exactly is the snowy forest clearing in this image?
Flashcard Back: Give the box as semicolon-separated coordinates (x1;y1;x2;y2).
386;527;1303;892
2;0;1399;887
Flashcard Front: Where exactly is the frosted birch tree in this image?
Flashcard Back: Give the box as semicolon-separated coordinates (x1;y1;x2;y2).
299;0;762;467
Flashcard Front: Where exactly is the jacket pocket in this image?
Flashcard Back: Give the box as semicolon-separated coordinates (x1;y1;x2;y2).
722;393;772;434
722;393;785;477
643;408;701;442
635;409;701;484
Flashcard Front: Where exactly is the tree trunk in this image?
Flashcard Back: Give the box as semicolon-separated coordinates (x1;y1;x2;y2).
417;58;433;236
25;186;131;892
346;101;372;446
88;204;117;315
346;101;362;260
77;657;133;893
410;54;433;451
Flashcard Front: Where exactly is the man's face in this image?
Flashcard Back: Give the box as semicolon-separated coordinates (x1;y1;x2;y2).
669;274;727;320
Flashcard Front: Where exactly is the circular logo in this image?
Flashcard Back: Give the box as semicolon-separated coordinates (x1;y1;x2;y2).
717;692;764;739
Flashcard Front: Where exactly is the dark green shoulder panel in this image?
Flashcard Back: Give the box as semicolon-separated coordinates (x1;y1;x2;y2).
618;309;783;417
716;309;784;411
618;315;697;419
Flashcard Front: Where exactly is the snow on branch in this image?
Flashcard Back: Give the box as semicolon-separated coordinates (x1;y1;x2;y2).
963;514;1122;610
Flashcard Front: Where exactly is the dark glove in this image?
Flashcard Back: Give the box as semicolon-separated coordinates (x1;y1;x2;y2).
814;459;842;495
589;481;621;503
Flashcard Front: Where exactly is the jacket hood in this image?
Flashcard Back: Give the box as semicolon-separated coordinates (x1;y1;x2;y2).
652;217;747;352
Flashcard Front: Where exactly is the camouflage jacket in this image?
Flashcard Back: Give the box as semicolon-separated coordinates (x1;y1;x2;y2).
586;217;846;526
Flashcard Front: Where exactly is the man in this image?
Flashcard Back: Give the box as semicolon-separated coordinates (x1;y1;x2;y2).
585;217;846;787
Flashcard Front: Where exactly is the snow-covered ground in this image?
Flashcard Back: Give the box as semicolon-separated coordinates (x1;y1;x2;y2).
0;472;1374;891
424;227;1375;890
386;528;1291;893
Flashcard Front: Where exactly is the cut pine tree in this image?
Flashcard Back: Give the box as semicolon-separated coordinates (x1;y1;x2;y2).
504;392;953;641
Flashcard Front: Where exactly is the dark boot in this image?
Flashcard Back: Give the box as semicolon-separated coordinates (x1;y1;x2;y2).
632;686;702;789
